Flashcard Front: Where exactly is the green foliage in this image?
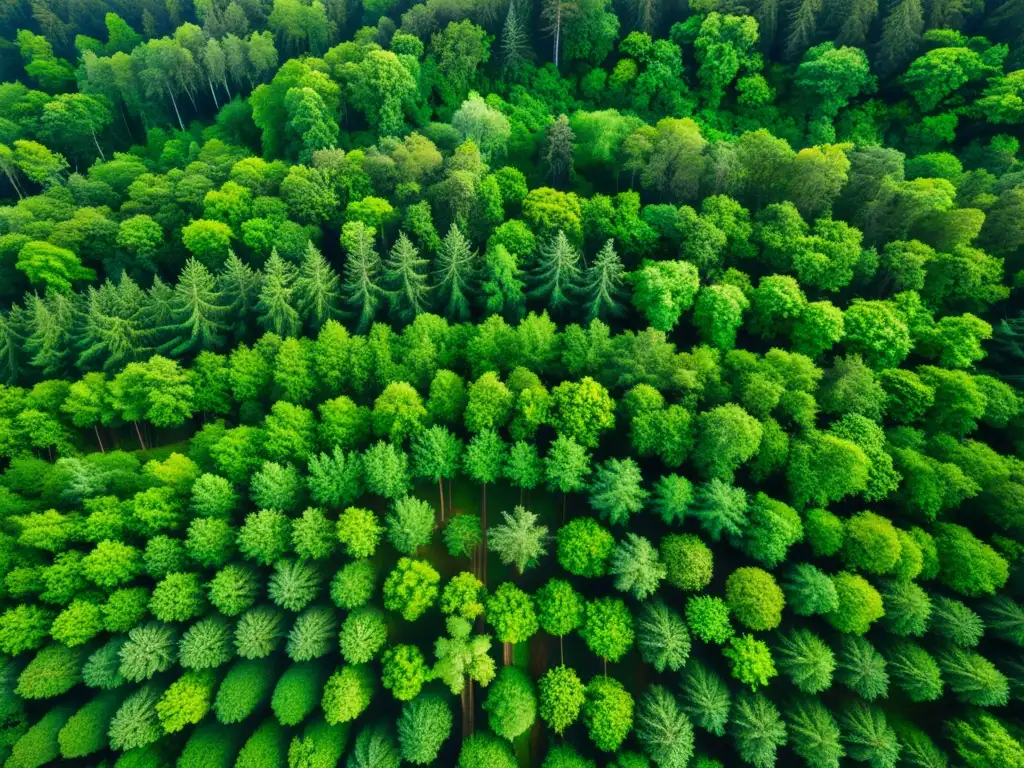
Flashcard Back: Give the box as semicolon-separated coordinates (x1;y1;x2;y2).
725;567;784;631
383;558;439;621
637;600;690;673
680;661;731;736
557;517;614;577
381;644;429;701
826;572;884;635
686;596;734;645
484;666;537;740
539;665;585;735
398;693;452;764
340;607;388;664
836;637;889;701
271;662;324;726
214;659;277;724
581;597;634;663
330;560;377;610
584;675;634;752
729;693;787;768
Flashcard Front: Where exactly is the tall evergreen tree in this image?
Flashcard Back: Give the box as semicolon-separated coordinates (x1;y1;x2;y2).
785;0;824;60
434;224;477;322
340;221;385;334
78;277;150;372
161;258;227;357
544;115;575;186
530;232;581;313
581;239;626;322
385;232;431;323
294;241;341;330
218;250;262;337
876;0;924;75
0;307;24;384
500;0;531;78
257;249;301;337
24;290;77;376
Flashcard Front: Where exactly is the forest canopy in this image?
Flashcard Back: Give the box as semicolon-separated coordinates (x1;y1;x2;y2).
1;0;1024;766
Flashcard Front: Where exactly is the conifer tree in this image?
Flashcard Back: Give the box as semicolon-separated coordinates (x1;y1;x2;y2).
500;0;531;78
257;249;301;337
385;232;431;323
162;258;227;356
582;239;626;322
77;277;149;372
218;250;262;337
530;231;581;313
340;221;385;333
24;291;76;377
434;224;477;322
876;0;924;75
294;241;341;330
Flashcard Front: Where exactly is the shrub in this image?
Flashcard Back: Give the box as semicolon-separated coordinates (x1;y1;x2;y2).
661;534;713;591
725;567;784;631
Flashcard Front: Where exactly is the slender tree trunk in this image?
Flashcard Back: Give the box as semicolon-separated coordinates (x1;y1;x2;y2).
461;686;469;740
438;477;445;525
504;641;512;665
481;483;488;587
119;105;134;142
603;658;608;678
166;83;185;131
207;76;220;109
93;424;105;453
183;81;198;110
133;421;146;450
222;75;232;100
560;635;564;665
89;128;106;161
553;0;562;69
468;678;475;736
1;169;24;199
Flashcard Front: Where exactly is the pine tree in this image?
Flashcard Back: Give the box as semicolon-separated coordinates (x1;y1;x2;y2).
77;277;150;372
500;0;531;78
581;239;626;322
161;258;227;356
835;0;879;46
784;0;824;60
24;290;77;376
0;307;24;384
218;250;262;337
294;241;341;330
257;249;301;337
544;115;575;185
434;224;477;322
385;232;431;323
876;0;924;76
340;221;385;333
530;232;581;312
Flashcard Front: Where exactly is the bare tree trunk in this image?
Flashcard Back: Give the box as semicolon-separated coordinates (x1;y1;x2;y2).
119;105;134;142
93;424;105;453
438;477;445;525
553;0;561;69
207;76;220;109
166;83;185;131
1;169;24;199
481;483;488;587
89;128;106;161
468;679;475;736
133;421;146;451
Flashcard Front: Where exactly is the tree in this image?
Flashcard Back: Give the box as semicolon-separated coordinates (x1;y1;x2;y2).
433;616;497;736
584;676;634;752
545;435;592;518
386;495;436;555
838;702;900;768
636;600;691;674
382;644;430;702
488;506;549;574
363;441;411;500
635;685;694;768
384;233;430;323
725;568;784;631
694;284;749;351
628;260;699;331
609;533;665;600
662;534;713;592
484;666;537;741
409;430;459;527
785;697;844;768
581;239;626;321
938;648;1009;707
321;665;375;725
589;458;647;526
836;637;889;701
724;634;777;692
434;224;477;321
348;723;401;768
294;242;341;329
530;231;581;312
383;558;440;621
398;693;453;764
486;581;538;663
538;665;586;736
730;693;787;768
16;242;95;294
156;670;217;733
557;518;614;577
341;222;385;333
581;597;634;670
773;629;835;694
885;641;943;702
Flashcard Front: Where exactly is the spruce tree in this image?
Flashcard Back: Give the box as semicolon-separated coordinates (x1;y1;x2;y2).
530;231;581;312
340;221;385;333
383;233;430;323
500;0;531;78
162;258;227;356
581;239;626;321
434;224;477;322
257;249;301;337
294;241;341;330
77;277;149;372
218;250;262;337
876;0;924;75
